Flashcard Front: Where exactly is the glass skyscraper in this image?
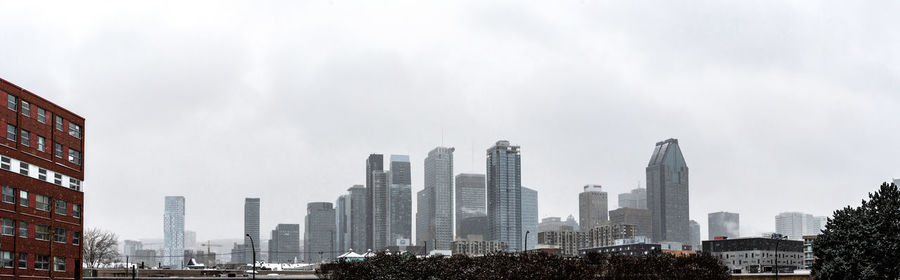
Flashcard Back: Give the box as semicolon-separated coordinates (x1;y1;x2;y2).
646;138;689;244
486;140;522;251
347;185;367;251
365;154;383;250
423;147;454;250
521;186;538;251
455;173;486;239
389;155;412;245
163;196;185;268
304;202;336;262
244;198;260;263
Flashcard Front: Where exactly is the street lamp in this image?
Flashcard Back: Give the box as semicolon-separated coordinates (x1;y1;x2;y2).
246;234;256;280
524;231;530;253
770;233;787;279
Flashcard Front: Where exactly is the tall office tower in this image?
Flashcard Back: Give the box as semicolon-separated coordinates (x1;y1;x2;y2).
164;196;186;268
708;212;740;239
304;202;336;262
184;230;197;251
776;212;826;240
371;170;390;250
268;224;300;263
521;187;538;251
0;79;86;279
244;198;261;263
365;154;383;250
335;195;348;253
389;155;412;245
608;207;652;239
347;185;367;251
579;185;609;230
423;147;455;250
486;140;522;251
416;188;433;251
456;173;486;238
646;138;690;243
618;188;648;209
689;220;701;251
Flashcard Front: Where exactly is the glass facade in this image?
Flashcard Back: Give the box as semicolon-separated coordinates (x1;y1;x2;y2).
486;141;522;252
646;139;689;244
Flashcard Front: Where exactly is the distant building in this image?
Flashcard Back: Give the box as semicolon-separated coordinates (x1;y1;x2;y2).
371;170;390;250
347;185;367;251
537;231;587;256
335;195;349;253
123;240;143;258
586;224;636;248
416;187;433;250
580;243;661;257
538;217;576;233
423;147;455;250
522;187;538;251
775;212;826;240
456;173;486;238
457;216;488;240
608;208;651;239
579;185;609;230
185;230;197;251
802;235;818;269
389;155;412;246
703;237;803;274
242;198;261;263
646;138;689;244
618;188;647;209
133;249;158;268
487;141;522;251
451;235;508;256
689;220;701;251
164;196;185;268
708;212;740;239
305;202;336;262
365;154;383;251
269;224;301;263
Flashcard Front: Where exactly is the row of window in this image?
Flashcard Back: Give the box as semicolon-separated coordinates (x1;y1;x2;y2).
0;218;80;245
0;156;82;191
5;124;81;165
0;252;66;272
1;186;81;218
6;93;81;139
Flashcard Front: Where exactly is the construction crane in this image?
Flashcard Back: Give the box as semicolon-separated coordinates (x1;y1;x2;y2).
201;240;222;254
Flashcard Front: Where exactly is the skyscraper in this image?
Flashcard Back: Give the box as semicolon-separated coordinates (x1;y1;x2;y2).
389;155;412;246
365;154;383;250
416;188;433;251
423;147;455;250
618;188;647;209
163;196;185;268
268;224;300;263
608;207;652;239
521;187;538;251
579;185;609;230
347;185;367;251
776;212;826;240
335;195;349;253
456;173;486;238
646;138;689;243
486;140;522;251
305;202;336;262
244;198;261;263
708;211;740;239
184;230;197;251
371;170;390;250
689;220;701;251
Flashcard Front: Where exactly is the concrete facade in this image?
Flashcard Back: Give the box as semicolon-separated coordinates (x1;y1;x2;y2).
646;138;689;244
304;202;336;262
579;185;608;230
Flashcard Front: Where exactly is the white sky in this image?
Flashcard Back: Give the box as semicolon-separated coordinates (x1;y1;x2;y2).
0;0;898;243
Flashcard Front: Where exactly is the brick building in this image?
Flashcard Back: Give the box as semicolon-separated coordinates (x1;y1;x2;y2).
0;78;85;279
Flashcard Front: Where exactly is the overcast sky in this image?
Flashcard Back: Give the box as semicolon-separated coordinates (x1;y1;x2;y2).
1;1;898;244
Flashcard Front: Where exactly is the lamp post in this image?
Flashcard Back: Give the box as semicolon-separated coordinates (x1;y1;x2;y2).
524;231;530;253
246;234;256;280
771;233;786;279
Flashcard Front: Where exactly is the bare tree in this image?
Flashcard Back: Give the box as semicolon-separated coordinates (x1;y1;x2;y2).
83;227;120;268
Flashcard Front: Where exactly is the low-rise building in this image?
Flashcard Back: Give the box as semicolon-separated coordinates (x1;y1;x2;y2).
537;231;587;256
450;235;508;256
586;224;636;248
579;243;661;257
802;235;818;269
703;237;803;274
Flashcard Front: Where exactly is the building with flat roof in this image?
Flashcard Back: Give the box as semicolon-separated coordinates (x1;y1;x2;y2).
0;78;86;278
486;141;522;251
304;202;336;262
802;235;818;269
702;237;803;274
775;212;825;240
618;188;647;209
268;224;300;263
450;235;507;256
164;196;185;268
708;211;740;239
521;186;538;251
423;147;454;250
646;138;689;244
608;207;651;240
347;185;366;252
455;173;485;238
579;185;608;230
389;155;412;246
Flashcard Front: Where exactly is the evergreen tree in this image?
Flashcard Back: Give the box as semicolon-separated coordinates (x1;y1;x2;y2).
814;182;900;280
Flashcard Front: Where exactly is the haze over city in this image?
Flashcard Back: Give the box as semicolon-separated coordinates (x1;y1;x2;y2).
1;0;898;247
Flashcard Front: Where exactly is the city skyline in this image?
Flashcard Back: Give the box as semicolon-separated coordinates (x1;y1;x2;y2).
2;1;895;246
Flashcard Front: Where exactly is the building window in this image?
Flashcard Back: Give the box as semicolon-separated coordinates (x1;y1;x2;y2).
68;148;81;165
19;190;27;207
7;94;16;111
35;255;49;270
0;251;12;268
19;221;27;238
73;231;80;245
53;256;65;272
37;107;46;123
6;124;15;141
2;186;14;204
55;200;66;216
73;204;81;218
19;162;29;176
21;101;29;117
35;225;50;241
68;123;81;139
54;143;62;158
20;129;29;146
35;195;50;212
37;136;45;152
38;168;46;181
53;228;66;243
55;116;63;131
0;157;8;170
1;219;14;236
69;178;81;191
18;253;26;269
54;174;62;185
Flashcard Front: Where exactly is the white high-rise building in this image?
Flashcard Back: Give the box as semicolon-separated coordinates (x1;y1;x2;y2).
776;212;826;240
163;196;185;268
